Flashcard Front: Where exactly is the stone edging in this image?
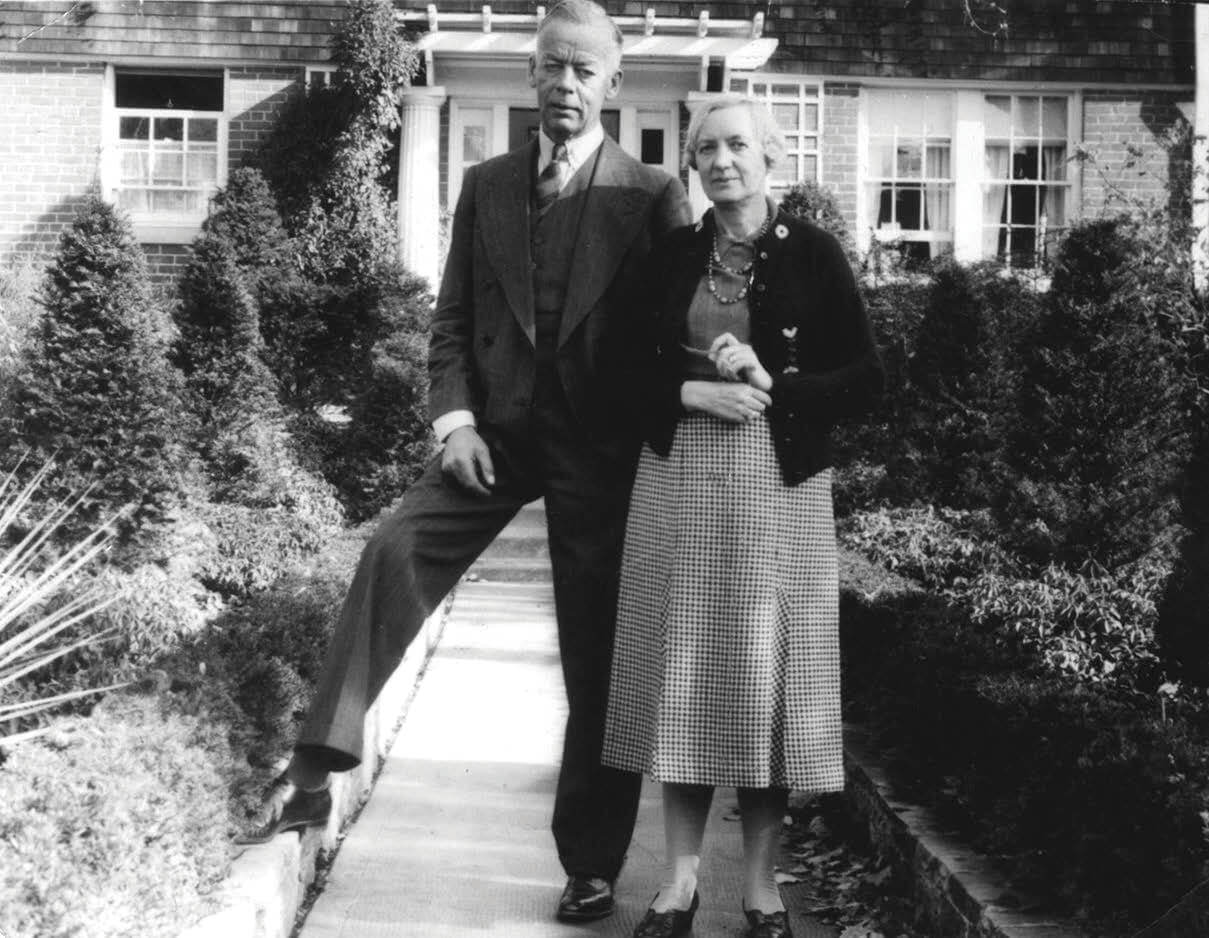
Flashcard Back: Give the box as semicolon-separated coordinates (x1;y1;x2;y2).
843;725;1085;938
178;599;453;938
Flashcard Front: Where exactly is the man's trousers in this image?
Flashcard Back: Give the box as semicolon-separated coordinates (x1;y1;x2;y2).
297;400;642;881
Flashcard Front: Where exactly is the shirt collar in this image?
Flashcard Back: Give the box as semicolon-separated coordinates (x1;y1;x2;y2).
538;124;605;175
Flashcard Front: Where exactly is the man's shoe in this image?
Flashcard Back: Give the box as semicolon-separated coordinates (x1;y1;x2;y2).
556;875;615;922
235;774;332;845
632;891;700;937
742;907;793;938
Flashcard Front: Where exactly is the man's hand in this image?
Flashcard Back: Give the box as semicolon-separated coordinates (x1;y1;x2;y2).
441;426;496;495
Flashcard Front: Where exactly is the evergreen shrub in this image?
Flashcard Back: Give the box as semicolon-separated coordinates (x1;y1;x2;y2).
2;195;187;541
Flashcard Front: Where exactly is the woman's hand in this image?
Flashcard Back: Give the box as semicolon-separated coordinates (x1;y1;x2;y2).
681;380;772;423
708;333;773;391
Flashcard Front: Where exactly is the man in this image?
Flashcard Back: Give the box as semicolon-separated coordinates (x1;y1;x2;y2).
238;0;691;923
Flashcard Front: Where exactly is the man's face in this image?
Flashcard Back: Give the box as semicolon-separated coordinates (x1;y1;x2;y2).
527;16;622;142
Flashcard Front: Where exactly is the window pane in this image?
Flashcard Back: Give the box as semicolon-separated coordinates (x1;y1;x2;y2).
801;154;817;180
119;148;149;183
1040;145;1067;180
870;140;895;178
1014;96;1040;137
801;135;818;150
115;72;223;111
985;144;1011;179
773;103;799;132
640;128;664;165
1042;97;1067;138
753;83;766;96
119;116;149;140
770;156;800;186
802;103;818;131
922;94;953;135
868;93;898;130
729;77;747;93
772;83;800;97
924;184;952;230
152;190;192;213
926;142;951;178
117;189;149;212
463;125;486;163
1040;186;1066;226
189;118;218;143
186;151;218;185
896;143;923;179
985;96;1011;138
154;118;184;141
151;151;183;185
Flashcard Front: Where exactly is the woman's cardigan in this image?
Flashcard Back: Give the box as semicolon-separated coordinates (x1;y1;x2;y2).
627;207;885;485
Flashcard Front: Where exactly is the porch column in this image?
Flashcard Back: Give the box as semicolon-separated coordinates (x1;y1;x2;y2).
397;86;447;290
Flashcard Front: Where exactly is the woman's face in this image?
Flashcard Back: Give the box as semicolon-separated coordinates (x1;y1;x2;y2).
694;106;768;209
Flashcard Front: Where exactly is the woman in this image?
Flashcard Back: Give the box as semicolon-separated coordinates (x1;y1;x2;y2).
601;96;884;938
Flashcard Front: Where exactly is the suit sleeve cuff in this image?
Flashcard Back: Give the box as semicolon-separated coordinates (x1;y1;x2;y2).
432;410;476;443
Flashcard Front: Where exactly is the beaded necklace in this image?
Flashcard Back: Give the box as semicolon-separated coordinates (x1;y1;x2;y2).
706;210;772;305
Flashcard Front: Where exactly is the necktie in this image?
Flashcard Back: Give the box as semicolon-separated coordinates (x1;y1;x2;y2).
535;142;569;214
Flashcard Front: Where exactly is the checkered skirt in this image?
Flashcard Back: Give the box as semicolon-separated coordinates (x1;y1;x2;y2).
601;412;843;791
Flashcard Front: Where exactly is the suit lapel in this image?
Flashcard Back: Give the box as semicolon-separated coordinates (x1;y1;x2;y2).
482;142;537;346
558;137;649;347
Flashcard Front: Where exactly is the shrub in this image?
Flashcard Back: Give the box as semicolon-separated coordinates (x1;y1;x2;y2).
840;565;1209;930
779;180;857;265
0;259;40;395
998;217;1196;568
890;259;1041;509
0;692;231;938
1;194;187;541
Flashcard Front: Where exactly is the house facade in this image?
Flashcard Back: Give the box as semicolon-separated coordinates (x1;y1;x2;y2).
0;0;1196;290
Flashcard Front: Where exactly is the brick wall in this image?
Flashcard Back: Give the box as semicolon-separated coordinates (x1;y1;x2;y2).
1080;91;1191;219
142;242;193;290
227;65;305;168
821;83;860;236
0;61;104;266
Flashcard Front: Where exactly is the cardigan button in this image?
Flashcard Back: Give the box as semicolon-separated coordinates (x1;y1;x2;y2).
755;283;766;293
759;251;768;260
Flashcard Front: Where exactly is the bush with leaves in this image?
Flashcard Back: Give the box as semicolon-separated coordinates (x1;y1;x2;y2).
1;195;187;541
889;259;1042;509
779;180;858;266
0;692;232;938
997;217;1197;569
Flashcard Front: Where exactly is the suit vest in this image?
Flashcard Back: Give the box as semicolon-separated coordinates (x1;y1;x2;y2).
530;147;599;325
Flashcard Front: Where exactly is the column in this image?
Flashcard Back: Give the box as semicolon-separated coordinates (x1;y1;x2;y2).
397;86;447;291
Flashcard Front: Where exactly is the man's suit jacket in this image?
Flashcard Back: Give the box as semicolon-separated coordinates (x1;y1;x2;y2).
429;136;691;444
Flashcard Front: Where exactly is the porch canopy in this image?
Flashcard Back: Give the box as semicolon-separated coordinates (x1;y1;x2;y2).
398;5;778;85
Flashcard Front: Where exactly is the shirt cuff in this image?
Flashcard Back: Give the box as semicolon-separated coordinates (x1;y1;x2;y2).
432;410;476;443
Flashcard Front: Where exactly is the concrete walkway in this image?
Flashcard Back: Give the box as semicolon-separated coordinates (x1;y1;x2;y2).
298;504;836;938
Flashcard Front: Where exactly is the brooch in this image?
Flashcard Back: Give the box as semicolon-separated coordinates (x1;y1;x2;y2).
775;223;789;240
782;325;800;374
694;219;704;232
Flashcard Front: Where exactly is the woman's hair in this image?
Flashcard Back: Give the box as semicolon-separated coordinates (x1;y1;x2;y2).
683;96;788;171
537;0;624;58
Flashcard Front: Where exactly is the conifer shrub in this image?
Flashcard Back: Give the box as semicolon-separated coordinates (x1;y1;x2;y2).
997;217;1196;569
2;195;187;541
779;180;858;265
888;259;1041;509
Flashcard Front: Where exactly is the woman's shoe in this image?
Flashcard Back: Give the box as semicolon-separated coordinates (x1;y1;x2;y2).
632;890;700;937
742;906;793;938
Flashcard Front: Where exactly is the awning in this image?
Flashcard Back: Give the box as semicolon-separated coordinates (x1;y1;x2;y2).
416;30;777;71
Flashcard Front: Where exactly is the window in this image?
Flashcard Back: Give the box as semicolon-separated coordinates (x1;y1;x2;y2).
866;91;953;263
729;76;822;193
983;95;1070;267
113;70;224;221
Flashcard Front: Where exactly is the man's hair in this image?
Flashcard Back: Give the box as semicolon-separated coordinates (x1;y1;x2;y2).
683;95;789;171
537;0;624;58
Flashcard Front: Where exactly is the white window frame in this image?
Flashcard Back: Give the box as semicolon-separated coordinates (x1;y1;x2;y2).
979;91;1078;269
857;86;1081;266
448;100;510;210
728;74;823;192
862;89;956;261
101;65;229;243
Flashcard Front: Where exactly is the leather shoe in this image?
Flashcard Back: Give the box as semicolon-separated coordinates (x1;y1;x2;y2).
633;890;700;937
235;774;332;845
742;906;793;938
556;875;615;922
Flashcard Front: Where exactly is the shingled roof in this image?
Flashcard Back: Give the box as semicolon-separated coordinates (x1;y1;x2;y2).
0;0;1196;85
0;1;346;63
